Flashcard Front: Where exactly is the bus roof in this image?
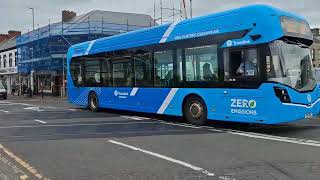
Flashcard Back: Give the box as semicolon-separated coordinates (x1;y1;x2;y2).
68;4;311;60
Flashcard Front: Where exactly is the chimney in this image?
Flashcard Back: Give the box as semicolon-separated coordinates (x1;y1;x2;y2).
8;30;21;38
62;10;77;22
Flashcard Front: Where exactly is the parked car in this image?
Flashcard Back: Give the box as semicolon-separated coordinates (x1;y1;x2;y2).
0;82;7;100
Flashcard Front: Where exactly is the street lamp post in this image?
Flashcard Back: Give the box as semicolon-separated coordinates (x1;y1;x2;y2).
28;7;35;96
190;0;193;18
29;7;35;30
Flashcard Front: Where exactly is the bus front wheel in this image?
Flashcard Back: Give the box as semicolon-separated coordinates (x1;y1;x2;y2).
183;96;207;126
88;93;99;112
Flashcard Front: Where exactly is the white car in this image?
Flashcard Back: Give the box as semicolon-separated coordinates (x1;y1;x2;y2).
0;83;7;100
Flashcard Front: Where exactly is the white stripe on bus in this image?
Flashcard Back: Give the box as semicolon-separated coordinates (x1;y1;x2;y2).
282;97;320;108
159;20;181;43
157;88;179;114
130;87;139;96
84;40;96;55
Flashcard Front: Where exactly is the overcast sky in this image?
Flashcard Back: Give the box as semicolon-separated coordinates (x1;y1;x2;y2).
0;0;319;34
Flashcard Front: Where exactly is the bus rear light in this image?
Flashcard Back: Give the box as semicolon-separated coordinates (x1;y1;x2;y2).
274;87;291;103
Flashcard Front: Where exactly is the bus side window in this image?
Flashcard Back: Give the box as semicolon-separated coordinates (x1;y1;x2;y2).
184;45;218;82
134;52;153;86
112;61;132;87
70;59;83;87
101;58;112;86
154;50;174;87
84;60;101;86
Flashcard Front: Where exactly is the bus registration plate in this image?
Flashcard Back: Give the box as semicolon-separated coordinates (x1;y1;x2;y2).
305;113;313;118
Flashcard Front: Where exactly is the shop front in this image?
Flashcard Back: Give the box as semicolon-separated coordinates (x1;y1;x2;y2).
0;66;19;95
34;70;63;96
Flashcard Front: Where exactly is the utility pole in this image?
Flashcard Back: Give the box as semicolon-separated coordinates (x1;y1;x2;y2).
160;0;163;24
172;4;175;22
181;0;188;19
28;7;35;97
190;0;193;18
153;1;156;26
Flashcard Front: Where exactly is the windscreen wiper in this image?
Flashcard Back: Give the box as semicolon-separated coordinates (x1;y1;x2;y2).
283;39;308;48
296;40;308;48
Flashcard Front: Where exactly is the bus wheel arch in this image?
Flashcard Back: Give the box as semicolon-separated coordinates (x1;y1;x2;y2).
88;91;99;112
182;94;208;126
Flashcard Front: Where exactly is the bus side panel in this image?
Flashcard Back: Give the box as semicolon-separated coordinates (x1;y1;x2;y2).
163;88;265;123
69;87;102;107
97;87;172;113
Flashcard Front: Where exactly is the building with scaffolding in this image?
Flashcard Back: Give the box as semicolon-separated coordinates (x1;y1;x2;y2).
17;10;154;97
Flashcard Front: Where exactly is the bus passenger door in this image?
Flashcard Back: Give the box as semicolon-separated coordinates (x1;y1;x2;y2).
222;48;261;121
68;58;84;106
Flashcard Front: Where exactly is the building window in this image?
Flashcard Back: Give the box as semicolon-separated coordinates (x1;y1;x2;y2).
9;53;13;67
14;52;17;66
3;55;7;68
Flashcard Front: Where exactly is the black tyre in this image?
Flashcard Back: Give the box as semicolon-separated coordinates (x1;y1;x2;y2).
88;93;99;112
183;96;207;126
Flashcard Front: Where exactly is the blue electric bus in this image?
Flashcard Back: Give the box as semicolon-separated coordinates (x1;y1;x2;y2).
67;4;320;125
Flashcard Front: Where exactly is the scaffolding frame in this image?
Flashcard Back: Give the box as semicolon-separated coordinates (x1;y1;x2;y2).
16;17;150;97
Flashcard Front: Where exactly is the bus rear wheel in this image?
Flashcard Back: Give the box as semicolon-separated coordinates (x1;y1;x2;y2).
88;93;99;112
183;96;207;126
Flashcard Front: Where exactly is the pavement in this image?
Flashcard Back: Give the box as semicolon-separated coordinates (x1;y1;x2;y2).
0;95;319;180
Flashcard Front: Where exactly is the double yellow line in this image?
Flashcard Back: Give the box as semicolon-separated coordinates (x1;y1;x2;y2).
0;144;50;180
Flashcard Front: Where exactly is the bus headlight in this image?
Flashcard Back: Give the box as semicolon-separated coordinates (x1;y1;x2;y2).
274;87;291;103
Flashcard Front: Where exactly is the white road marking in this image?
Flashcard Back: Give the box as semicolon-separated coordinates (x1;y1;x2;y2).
68;108;78;112
158;121;320;147
24;107;44;112
0;110;9;113
34;119;47;124
0;121;158;129
108;140;215;177
121;115;320;148
120;116;151;120
0;101;56;109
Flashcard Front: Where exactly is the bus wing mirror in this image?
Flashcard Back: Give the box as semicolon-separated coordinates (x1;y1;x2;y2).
250;34;262;41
